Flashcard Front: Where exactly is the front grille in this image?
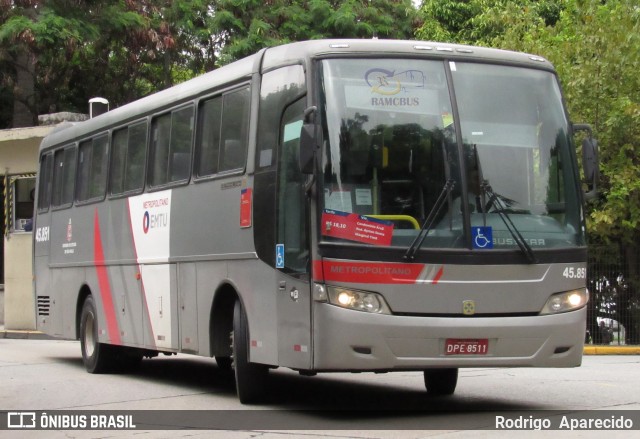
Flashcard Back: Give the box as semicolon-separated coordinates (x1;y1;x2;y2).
37;296;50;316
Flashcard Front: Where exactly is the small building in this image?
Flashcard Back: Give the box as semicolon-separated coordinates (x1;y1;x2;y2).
0;113;87;329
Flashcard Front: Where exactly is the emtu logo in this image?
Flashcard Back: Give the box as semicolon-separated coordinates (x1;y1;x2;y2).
142;211;168;234
143;211;150;234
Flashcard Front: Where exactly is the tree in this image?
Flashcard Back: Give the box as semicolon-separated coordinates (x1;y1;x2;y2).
1;0;420;129
213;0;419;64
0;0;182;128
416;0;563;44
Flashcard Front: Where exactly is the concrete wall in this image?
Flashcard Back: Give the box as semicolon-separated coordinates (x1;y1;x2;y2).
1;125;52;330
4;233;35;329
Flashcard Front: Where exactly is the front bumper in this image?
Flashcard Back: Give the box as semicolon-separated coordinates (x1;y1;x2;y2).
312;303;586;371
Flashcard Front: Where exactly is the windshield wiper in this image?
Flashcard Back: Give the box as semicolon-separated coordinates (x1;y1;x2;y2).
482;181;537;264
404;179;455;261
472;145;536;263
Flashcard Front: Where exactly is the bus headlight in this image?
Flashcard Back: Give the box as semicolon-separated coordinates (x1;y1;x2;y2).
326;286;392;314
540;288;588;315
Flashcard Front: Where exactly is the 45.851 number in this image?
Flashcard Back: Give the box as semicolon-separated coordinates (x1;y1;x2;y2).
563;266;586;279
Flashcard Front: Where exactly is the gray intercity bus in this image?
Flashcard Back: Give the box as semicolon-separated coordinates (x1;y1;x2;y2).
34;39;597;403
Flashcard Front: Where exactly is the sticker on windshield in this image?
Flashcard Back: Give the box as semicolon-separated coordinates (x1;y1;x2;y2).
322;210;394;246
276;244;285;269
472;226;493;249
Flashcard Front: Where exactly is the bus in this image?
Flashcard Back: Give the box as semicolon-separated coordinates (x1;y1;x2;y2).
34;39;598;403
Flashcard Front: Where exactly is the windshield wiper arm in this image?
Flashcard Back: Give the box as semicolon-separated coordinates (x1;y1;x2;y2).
404;179;455;261
482;182;537;264
472;145;535;263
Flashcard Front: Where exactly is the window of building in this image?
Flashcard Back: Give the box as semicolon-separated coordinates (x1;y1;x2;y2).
8;176;36;232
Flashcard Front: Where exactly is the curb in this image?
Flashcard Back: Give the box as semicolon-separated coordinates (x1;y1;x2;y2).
583;346;640;355
0;329;56;340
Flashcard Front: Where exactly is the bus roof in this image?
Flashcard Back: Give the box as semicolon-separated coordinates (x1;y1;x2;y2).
39;39;554;153
260;39;553;71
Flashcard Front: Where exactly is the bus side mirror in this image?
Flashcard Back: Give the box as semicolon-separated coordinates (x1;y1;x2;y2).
299;107;317;175
573;123;599;201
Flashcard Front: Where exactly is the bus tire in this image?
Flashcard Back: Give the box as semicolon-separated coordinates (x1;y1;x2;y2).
423;368;458;396
232;299;268;404
80;295;116;374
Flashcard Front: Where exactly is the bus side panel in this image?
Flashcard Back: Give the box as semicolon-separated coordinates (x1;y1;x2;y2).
107;263;145;348
34;210;54;335
169;177;280;364
195;261;227;357
227;259;279;366
139;263;179;351
192;259;279;365
179;262;198;353
48;267;83;338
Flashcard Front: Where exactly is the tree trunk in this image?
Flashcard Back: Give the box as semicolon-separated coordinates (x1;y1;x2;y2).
12;51;37;128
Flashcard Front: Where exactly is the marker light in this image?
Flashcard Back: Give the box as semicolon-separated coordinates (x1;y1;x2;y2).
540;289;588;315
326;286;392;314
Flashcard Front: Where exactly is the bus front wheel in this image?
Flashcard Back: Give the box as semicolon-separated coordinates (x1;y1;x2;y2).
423;368;458;396
80;295;116;373
232;299;268;404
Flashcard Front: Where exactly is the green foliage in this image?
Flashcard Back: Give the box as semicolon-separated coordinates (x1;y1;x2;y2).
0;0;419;126
214;0;418;64
418;0;640;248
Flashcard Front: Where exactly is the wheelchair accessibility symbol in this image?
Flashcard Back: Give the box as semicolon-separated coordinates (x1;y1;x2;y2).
472;227;493;249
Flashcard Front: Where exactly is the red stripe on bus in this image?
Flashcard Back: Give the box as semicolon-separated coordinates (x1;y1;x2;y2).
317;260;425;284
432;266;444;285
312;260;324;282
93;209;121;345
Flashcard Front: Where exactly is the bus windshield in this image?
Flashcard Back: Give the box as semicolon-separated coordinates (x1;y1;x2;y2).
319;58;585;252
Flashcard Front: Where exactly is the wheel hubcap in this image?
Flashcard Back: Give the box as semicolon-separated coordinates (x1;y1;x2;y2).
84;312;96;358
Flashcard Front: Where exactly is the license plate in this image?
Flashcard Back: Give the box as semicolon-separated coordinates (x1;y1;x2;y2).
445;338;489;355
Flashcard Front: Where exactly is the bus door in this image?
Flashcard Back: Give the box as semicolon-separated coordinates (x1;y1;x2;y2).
275;98;312;369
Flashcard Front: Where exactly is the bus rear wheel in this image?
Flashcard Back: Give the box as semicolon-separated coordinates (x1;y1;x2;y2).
232;299;268;404
423;368;458;396
80;295;116;373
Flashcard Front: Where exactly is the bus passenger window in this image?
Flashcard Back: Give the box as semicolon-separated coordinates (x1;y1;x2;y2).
219;87;250;172
37;153;53;211
77;134;108;202
196;97;222;177
110;122;147;195
150;106;194;186
52;146;77;207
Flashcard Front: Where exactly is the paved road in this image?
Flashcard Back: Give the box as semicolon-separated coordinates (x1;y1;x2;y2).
1;338;639;438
